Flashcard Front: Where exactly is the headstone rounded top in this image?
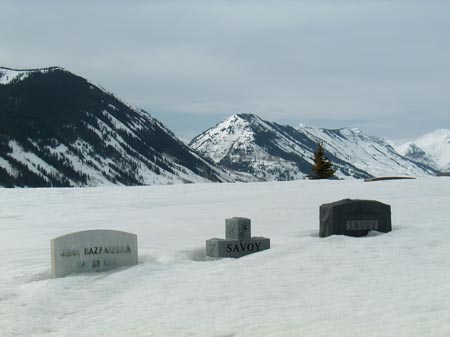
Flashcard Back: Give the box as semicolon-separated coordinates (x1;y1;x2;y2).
52;229;136;241
321;199;390;208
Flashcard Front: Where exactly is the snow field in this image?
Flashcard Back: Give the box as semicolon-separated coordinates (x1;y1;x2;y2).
1;178;450;336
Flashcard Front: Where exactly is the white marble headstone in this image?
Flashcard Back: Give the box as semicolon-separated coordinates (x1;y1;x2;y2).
51;230;138;278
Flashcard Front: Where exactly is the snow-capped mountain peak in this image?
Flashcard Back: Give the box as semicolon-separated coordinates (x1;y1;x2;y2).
395;129;450;172
0;66;65;85
190;114;257;164
349;127;363;135
191;113;322;181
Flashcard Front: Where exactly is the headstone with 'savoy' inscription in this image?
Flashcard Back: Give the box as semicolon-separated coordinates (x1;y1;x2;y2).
51;230;138;278
319;199;392;237
206;217;270;258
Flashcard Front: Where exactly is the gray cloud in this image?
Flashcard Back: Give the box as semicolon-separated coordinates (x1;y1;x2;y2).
1;1;449;140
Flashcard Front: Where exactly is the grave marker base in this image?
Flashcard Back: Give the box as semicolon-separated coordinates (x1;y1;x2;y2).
206;237;270;258
206;217;270;258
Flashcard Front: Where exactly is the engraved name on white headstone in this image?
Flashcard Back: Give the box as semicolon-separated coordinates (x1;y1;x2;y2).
51;230;138;278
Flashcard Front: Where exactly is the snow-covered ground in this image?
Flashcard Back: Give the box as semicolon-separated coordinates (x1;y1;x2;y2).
1;178;450;337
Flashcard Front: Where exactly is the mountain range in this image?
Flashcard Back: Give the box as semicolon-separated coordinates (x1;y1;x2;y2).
0;66;447;187
190;114;438;180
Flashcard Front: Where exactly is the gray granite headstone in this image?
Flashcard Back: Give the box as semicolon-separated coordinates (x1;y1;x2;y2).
51;230;138;278
206;217;270;258
320;199;392;237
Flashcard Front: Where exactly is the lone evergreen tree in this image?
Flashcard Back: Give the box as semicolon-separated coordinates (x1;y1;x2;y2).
312;142;335;179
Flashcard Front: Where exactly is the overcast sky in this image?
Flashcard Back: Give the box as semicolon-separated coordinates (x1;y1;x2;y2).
1;1;449;140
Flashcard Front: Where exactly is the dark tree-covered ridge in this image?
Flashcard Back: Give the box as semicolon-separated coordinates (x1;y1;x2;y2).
0;67;231;187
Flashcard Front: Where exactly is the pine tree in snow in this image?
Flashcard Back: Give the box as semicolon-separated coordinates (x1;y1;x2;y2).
312;143;335;179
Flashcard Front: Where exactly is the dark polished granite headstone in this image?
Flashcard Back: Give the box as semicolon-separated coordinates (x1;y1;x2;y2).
320;199;392;237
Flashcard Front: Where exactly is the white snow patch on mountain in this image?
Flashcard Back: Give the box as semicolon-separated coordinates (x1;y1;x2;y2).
0;67;64;85
0;69;30;84
8;141;60;181
0;157;16;176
